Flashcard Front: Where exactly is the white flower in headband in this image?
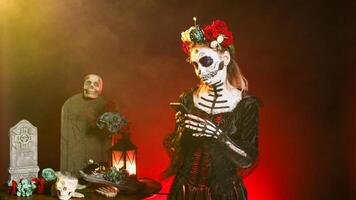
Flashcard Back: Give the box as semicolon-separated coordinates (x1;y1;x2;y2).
210;34;226;50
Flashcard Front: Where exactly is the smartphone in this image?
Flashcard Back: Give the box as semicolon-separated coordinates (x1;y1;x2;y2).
169;102;189;114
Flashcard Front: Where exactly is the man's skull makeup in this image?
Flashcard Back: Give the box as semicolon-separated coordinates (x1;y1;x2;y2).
83;74;103;99
190;46;231;86
55;172;78;200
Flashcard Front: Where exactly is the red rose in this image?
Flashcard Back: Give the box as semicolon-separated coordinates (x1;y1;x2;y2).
203;20;234;47
220;31;234;47
37;178;46;193
32;178;39;185
10;180;17;195
182;41;191;55
203;25;215;41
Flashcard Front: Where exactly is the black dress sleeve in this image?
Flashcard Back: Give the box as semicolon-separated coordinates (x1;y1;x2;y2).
162;90;193;177
221;96;260;176
163;90;192;156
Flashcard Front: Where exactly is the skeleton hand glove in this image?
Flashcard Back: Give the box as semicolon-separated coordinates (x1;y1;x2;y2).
184;114;223;139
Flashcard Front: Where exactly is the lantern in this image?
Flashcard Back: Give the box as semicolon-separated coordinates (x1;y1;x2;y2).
110;136;137;175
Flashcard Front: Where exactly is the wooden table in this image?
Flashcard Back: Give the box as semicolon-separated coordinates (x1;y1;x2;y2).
0;178;165;200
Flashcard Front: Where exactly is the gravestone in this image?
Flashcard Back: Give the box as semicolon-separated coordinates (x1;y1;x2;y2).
60;94;111;176
8;120;40;186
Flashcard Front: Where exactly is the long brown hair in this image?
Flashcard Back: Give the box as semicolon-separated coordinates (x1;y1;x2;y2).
227;58;248;91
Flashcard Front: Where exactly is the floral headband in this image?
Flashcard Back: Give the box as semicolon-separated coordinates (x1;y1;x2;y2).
181;18;235;55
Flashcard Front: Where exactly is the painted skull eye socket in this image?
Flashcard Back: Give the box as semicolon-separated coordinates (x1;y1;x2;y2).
199;56;214;67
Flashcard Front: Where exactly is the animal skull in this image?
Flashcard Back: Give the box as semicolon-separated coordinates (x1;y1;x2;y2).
83;74;103;99
190;46;230;86
55;172;78;200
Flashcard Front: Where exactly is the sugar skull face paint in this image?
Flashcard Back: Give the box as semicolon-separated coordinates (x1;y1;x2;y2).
189;46;230;86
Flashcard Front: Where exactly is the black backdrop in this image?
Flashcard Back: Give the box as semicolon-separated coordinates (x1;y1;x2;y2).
0;1;355;199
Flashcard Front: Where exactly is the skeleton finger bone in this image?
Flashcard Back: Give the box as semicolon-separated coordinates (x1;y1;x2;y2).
185;124;215;135
185;125;201;132
184;118;210;130
185;114;217;128
192;133;217;138
185;120;220;136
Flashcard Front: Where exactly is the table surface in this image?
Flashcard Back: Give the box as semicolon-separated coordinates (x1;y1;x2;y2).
0;178;165;200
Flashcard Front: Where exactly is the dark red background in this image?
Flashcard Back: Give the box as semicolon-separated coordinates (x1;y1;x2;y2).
0;1;354;199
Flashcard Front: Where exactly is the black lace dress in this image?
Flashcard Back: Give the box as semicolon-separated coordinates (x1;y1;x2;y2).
163;88;260;200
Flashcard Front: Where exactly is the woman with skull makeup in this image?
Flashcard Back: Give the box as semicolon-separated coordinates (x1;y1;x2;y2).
163;19;260;200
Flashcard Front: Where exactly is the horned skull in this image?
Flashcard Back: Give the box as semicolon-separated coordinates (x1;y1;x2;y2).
190;46;230;86
83;74;103;99
55;172;78;200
